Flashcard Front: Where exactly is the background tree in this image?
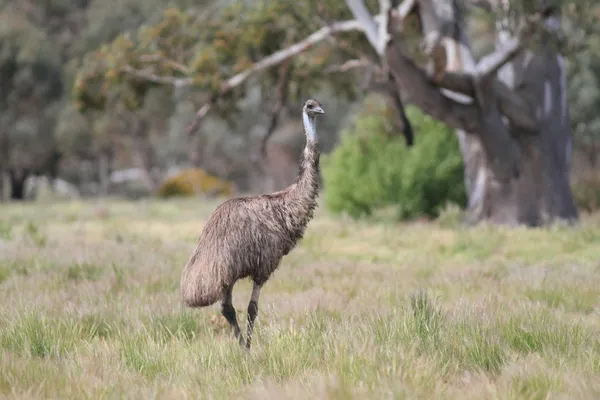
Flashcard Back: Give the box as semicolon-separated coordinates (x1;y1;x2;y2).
0;0;199;199
565;2;600;165
73;0;594;226
563;1;600;210
0;12;63;200
73;2;412;183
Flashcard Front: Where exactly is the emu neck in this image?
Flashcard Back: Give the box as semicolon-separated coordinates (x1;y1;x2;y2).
303;112;318;144
287;112;320;222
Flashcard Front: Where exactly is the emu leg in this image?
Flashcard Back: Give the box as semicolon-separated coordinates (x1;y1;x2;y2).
221;284;244;346
246;282;262;349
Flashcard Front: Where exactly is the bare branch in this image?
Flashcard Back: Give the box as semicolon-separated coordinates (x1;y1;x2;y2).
383;40;480;133
474;12;547;82
474;36;522;80
260;59;292;157
377;0;392;53
223;19;363;90
494;81;537;131
389;81;414;146
396;0;417;21
435;71;476;96
138;54;191;74
324;59;370;73
122;65;193;86
429;56;537;132
465;0;493;12
183;19;365;135
184;103;212;136
337;0;416;55
432;70;536;131
434;71;536;131
128;18;366;93
345;0;381;53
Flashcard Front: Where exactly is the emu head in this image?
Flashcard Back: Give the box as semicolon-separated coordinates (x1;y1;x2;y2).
303;99;325;118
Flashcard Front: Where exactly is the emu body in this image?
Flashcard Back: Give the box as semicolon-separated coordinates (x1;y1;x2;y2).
180;99;324;348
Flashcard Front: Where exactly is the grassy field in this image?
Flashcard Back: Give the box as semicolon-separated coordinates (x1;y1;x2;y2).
1;198;600;399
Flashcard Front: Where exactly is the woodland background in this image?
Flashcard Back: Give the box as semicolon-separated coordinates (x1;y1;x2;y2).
0;0;599;220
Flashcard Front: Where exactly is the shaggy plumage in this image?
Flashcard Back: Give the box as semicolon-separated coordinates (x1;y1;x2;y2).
180;99;325;348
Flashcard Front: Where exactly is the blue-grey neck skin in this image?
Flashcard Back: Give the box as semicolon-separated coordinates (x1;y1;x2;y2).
302;111;318;143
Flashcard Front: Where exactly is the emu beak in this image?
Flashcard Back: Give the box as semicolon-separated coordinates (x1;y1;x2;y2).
314;106;325;114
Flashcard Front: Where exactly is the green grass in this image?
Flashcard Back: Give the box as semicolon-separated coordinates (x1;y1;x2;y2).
0;198;600;399
65;263;104;281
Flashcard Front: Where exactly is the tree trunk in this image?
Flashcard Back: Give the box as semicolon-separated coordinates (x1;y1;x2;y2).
0;171;5;202
188;131;203;168
130;117;160;192
383;0;578;226
9;169;29;201
98;151;111;196
0;131;7;202
44;150;62;193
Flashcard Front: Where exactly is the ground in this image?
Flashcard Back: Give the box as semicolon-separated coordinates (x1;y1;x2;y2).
0;198;599;399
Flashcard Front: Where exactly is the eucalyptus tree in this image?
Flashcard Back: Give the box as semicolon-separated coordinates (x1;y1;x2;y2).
74;0;590;225
0;13;63;200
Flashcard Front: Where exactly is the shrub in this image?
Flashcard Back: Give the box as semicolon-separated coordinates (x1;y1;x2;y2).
157;168;233;198
322;100;466;220
571;158;600;213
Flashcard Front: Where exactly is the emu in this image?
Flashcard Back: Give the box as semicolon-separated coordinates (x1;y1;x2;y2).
180;99;325;349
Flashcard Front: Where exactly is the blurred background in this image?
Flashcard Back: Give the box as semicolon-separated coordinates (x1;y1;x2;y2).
0;0;598;223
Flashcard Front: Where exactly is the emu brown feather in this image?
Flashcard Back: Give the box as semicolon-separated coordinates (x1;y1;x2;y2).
180;99;324;348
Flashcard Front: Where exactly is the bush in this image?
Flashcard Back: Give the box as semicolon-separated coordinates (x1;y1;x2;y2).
322;101;466;220
572;173;600;213
157;168;233;198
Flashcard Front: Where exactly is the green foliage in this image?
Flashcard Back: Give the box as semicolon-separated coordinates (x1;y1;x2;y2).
572;174;600;213
0;219;12;240
398;108;467;219
567;23;600;141
0;312;88;358
0;12;64;171
321;111;405;218
322;100;466;220
65;262;103;281
24;221;47;248
149;312;199;344
72;0;369;116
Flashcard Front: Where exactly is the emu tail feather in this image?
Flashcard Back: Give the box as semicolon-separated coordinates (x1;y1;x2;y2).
180;256;225;308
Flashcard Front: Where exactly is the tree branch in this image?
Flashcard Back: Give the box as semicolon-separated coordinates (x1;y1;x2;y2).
433;70;536;131
384;39;480;133
493;81;537;131
377;0;392;54
474;37;522;81
435;71;476;96
345;0;419;54
184;102;212;135
138;54;191;74
474;12;546;82
222;19;363;90
324;59;370;73
260;59;292;157
465;0;493;12
389;81;414;146
128;18;366;90
122;65;193;86
183;19;365;135
345;0;381;54
395;0;417;22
